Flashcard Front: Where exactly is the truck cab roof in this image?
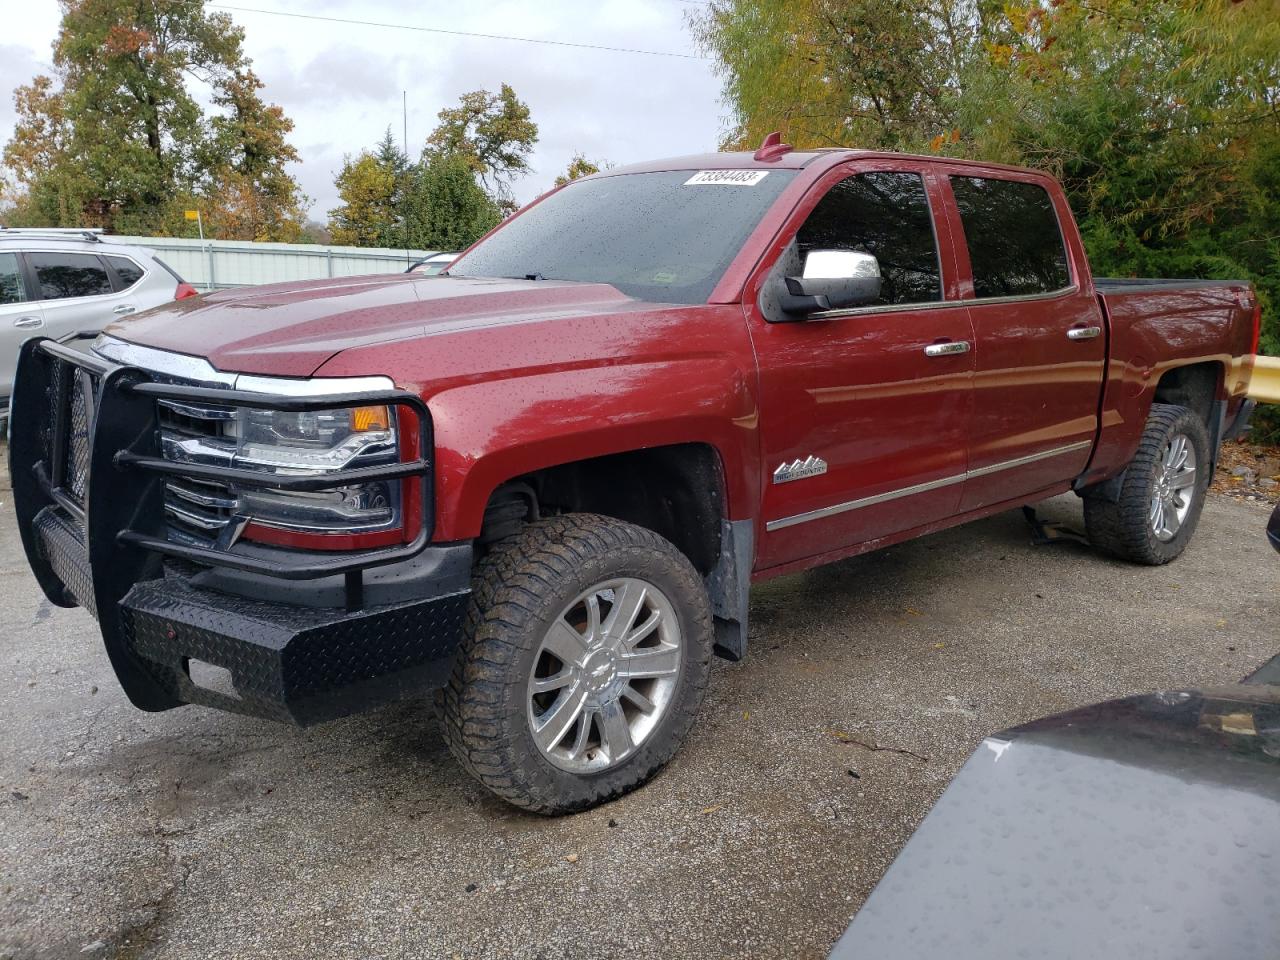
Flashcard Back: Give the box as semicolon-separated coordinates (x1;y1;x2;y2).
596;146;1056;180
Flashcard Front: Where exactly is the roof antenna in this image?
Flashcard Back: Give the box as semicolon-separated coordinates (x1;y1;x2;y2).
753;131;793;162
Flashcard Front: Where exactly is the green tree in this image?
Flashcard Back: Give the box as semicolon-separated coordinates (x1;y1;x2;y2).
426;84;538;202
2;0;306;236
401;152;502;251
554;154;602;188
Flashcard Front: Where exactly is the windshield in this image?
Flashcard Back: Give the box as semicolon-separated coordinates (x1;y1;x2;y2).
450;169;798;305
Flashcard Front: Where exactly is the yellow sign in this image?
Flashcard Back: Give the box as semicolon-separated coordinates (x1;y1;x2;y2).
184;210;199;221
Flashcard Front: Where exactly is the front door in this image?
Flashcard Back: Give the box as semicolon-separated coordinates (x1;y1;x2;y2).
0;251;45;399
747;165;975;570
940;173;1107;511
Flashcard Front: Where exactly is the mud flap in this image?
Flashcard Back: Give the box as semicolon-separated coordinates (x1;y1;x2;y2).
705;518;752;661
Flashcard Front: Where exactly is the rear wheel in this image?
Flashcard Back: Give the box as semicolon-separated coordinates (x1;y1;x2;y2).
437;514;713;814
1084;402;1210;565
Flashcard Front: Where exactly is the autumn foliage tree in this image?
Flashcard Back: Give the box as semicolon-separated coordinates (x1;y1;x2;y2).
2;0;308;239
328;136;404;248
201;69;309;242
554;154;603;188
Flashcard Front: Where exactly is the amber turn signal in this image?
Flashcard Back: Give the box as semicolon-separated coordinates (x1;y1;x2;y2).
352;405;391;432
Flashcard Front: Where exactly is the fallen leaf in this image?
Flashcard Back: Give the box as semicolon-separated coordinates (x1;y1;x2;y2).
700;804;722;815
563;854;579;864
933;642;946;649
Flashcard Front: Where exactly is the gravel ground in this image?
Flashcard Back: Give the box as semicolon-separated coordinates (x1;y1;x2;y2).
1213;438;1280;504
1;482;1276;960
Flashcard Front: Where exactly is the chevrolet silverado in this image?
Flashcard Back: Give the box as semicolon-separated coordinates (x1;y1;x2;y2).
10;138;1260;813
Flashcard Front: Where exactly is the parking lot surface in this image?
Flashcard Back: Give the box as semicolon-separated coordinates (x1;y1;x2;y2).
2;486;1276;960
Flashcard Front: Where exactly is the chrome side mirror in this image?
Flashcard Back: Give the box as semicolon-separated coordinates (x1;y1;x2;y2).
779;249;882;316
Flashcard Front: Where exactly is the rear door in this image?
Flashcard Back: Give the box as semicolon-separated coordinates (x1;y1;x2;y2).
748;162;975;569
940;172;1106;511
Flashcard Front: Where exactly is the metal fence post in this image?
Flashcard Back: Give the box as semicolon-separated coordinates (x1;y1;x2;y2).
207;243;216;290
326;248;334;278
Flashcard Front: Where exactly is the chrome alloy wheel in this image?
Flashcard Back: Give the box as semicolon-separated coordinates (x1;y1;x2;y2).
1150;432;1197;541
527;577;682;774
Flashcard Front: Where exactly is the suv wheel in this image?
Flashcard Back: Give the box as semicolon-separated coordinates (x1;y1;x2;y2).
1083;402;1211;565
437;514;713;814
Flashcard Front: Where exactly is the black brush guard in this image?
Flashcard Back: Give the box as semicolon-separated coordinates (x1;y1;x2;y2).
10;337;470;725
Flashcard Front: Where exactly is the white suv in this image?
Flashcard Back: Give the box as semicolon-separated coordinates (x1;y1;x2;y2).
0;228;197;420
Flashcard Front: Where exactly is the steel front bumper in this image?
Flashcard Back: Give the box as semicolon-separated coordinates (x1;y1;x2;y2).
11;337;471;725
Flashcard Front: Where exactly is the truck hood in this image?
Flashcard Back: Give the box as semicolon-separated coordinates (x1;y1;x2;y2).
104;274;643;377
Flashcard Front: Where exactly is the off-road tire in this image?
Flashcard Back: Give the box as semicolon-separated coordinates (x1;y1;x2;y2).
1083;402;1211;565
436;513;714;814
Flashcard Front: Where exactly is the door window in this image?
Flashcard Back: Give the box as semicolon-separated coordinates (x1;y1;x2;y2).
0;252;27;304
795;172;942;306
27;252;113;300
950;177;1071;298
106;255;144;290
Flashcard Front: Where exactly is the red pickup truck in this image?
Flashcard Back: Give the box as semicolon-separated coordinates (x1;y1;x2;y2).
11;142;1260;813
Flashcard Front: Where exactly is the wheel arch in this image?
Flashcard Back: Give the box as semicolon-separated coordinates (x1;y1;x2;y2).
1152;360;1224;428
475;443;755;662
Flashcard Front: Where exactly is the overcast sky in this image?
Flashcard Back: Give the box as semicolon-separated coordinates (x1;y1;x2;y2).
1;0;727;221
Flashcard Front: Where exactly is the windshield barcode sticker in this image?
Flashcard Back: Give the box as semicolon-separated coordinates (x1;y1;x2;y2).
684;170;770;186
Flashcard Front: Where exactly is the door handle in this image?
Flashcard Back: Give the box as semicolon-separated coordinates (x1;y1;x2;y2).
13;316;43;328
1067;325;1102;340
113;304;136;315
924;340;971;357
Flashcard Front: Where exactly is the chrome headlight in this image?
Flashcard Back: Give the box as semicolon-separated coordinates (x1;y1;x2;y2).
160;402;402;535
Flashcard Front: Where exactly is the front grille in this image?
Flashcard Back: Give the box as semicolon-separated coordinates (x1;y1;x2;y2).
157;399;241;541
42;358;99;507
42;357;63;460
66;371;94;501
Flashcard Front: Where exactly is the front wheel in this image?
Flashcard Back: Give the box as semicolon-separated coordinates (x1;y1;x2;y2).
437;514;714;814
1084;402;1211;565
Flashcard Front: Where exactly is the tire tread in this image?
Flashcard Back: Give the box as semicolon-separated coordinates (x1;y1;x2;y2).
436;513;713;814
1084;402;1210;565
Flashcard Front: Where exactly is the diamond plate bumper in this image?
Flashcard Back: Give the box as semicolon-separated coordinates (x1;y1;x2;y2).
121;577;470;725
31;504;470;724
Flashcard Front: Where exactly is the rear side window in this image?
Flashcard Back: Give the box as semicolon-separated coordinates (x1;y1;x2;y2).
27;252;113;300
106;255;144;290
796;172;942;305
0;252;27;304
950;177;1071;298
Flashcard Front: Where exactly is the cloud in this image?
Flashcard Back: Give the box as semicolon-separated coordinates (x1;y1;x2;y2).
256;45;409;106
0;1;728;217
